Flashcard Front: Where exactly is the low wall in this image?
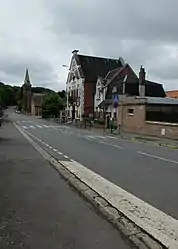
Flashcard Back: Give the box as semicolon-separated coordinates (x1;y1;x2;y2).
144;121;178;139
123;121;178;139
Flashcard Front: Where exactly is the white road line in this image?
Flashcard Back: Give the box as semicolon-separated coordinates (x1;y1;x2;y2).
106;135;118;139
42;125;49;128
138;151;178;164
53;148;57;152
99;141;123;149
29;126;35;129
37;125;43;128
58;152;63;155
95;135;106;139
85;135;96;139
63;155;69;159
60;160;178;248
22;126;28;129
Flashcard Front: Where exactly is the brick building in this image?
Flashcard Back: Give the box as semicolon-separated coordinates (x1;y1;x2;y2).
95;65;178;138
22;69;43;116
66;50;125;120
166;90;178;98
95;66;165;119
117;96;178;138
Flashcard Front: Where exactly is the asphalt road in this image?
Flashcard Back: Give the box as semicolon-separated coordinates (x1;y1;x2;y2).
11;111;178;220
0;117;132;248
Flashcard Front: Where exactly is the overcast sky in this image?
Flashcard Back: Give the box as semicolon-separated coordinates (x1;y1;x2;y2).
0;0;177;91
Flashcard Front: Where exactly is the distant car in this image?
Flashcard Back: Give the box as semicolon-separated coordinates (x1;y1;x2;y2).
15;110;20;113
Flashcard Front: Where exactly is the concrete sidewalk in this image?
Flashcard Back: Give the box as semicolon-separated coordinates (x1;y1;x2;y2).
0;122;132;249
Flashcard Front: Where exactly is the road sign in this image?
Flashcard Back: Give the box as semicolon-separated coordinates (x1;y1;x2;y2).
113;95;119;108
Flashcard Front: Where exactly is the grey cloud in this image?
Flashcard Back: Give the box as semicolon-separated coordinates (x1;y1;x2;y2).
0;0;178;90
48;0;178;88
0;54;58;89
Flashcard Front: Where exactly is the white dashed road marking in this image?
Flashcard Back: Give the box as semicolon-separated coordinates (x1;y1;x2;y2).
99;141;123;149
138;151;178;164
106;135;118;139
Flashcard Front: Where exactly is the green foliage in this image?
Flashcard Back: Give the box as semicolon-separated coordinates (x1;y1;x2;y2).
0;81;65;114
0;82;20;108
42;93;65;118
32;87;55;94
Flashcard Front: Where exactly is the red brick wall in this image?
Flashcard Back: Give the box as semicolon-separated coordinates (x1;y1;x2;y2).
121;64;137;79
84;81;95;116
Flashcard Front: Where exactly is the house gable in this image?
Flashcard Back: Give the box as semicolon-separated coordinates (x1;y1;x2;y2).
67;55;84;84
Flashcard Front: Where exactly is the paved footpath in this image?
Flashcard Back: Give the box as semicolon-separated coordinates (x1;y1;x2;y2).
0;121;133;249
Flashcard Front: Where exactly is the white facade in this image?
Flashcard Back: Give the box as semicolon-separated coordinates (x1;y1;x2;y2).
66;55;84;120
94;78;106;113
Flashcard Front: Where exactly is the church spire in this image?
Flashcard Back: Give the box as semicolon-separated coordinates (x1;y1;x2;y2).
24;68;31;86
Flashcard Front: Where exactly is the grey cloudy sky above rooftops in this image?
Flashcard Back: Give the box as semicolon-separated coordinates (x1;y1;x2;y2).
0;0;177;91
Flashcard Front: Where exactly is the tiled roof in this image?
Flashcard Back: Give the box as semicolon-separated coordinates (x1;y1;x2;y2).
76;54;124;82
105;77;166;100
146;97;178;105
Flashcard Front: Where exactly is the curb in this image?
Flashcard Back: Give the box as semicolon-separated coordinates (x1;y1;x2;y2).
116;135;178;150
55;161;165;249
14;123;167;249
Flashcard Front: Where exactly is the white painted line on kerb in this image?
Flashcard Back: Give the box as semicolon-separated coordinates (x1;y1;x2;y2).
53;148;57;152
63;155;69;159
60;160;178;248
58;152;63;155
138;151;178;164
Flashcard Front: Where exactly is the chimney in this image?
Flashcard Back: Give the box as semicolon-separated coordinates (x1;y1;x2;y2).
139;66;146;97
72;49;79;54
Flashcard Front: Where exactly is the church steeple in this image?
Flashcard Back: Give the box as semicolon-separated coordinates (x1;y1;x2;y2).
24;68;31;86
22;68;32;113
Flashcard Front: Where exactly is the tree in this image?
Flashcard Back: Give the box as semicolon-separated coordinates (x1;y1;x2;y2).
42;93;65;118
58;90;66;99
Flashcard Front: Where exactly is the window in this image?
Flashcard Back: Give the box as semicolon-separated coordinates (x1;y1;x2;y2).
97;87;101;99
128;108;134;116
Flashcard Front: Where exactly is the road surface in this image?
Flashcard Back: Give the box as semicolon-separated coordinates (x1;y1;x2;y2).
11;111;178;221
0;117;133;248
